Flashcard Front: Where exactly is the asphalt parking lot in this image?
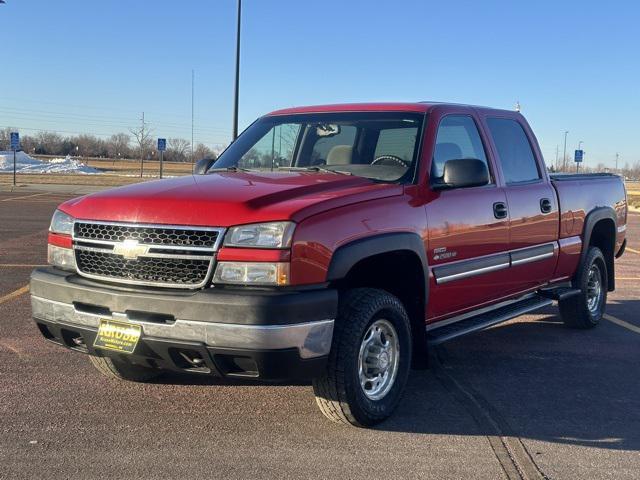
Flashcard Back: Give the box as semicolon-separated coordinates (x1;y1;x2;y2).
1;189;639;480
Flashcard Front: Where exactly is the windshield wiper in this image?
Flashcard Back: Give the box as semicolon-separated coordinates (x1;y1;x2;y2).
277;166;352;176
208;166;254;173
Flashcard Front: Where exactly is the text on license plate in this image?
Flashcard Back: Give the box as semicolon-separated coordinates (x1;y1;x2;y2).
94;319;141;354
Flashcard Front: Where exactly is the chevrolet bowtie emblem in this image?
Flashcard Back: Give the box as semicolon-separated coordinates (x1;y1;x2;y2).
113;239;150;259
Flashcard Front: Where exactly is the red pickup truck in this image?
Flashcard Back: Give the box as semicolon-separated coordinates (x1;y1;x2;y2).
31;102;628;427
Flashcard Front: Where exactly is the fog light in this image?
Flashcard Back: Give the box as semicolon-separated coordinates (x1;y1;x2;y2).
47;244;76;271
213;262;289;286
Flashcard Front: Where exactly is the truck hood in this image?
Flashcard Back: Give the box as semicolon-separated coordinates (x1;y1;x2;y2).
60;172;403;227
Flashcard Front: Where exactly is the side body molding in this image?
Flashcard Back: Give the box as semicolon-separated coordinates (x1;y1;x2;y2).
432;243;556;285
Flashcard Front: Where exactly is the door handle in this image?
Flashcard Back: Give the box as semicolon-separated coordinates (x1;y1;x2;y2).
540;198;552;214
493;202;508;219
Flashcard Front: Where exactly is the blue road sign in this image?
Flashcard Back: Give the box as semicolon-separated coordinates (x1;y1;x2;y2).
574;149;584;163
10;132;19;150
157;138;167;152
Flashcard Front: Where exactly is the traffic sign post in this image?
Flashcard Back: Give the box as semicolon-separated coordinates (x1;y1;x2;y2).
574;149;584;173
157;138;166;179
10;132;19;186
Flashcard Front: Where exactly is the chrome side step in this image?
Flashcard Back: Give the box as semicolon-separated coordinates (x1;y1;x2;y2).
426;295;553;345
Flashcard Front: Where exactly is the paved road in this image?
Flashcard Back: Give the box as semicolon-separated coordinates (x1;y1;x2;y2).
1;190;639;479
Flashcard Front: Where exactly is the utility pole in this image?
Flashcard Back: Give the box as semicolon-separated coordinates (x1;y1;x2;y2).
562;131;569;171
555;145;559;171
191;69;195;171
615;152;619;172
140;112;145;178
232;0;242;140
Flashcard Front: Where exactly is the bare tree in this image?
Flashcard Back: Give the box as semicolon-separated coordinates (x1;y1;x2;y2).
35;131;63;155
20;135;37;155
167;138;191;162
193;143;215;161
0;127;16;151
75;134;107;158
129;112;153;177
107;133;131;160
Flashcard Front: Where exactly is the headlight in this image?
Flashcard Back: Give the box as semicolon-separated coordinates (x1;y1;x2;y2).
50;209;75;235
224;222;295;249
213;262;289;286
48;210;75;271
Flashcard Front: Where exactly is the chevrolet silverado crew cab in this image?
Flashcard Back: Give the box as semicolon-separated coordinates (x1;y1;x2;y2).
31;102;628;427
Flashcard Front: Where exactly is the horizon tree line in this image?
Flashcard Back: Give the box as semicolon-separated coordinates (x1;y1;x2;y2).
0;127;222;163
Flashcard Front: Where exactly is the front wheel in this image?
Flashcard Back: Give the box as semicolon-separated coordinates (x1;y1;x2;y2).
559;246;608;329
312;288;412;427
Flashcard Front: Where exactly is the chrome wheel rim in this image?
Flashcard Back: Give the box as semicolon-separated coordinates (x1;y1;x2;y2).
358;319;400;401
586;264;603;314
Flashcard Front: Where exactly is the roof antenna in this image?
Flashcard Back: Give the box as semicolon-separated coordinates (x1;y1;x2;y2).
515;101;521;112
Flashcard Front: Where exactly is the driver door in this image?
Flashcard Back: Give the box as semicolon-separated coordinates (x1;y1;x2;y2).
425;114;511;320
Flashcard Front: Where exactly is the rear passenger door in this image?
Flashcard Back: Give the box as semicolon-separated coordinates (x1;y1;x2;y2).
426;113;511;319
484;116;560;293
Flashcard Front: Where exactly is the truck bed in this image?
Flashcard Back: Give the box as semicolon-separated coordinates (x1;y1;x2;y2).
551;173;626;238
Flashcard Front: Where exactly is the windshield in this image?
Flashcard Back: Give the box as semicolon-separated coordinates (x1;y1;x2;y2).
211;112;424;183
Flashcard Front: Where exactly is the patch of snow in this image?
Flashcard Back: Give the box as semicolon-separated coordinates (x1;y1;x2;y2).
0;152;101;174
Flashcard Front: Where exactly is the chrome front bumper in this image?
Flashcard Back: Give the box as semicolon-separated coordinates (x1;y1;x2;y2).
31;295;334;359
29;267;338;368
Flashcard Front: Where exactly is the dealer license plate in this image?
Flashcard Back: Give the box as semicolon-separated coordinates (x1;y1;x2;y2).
93;319;141;354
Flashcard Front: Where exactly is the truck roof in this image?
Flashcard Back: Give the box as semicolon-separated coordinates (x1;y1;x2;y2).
268;102;512;116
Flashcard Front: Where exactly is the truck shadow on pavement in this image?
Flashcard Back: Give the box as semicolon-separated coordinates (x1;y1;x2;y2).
152;304;640;451
381;305;640;451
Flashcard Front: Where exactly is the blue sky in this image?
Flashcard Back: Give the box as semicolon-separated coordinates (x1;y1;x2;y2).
1;0;638;167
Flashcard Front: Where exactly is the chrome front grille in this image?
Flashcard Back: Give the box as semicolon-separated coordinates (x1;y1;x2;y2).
72;221;224;289
74;222;219;247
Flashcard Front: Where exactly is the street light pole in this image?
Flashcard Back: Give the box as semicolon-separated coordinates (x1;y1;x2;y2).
191;69;195;171
562;131;569;171
232;0;242;140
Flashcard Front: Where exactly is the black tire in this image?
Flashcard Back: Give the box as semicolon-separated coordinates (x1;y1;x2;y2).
559;246;607;329
89;355;161;382
312;288;412;427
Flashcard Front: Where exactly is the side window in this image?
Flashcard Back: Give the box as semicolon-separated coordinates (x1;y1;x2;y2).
486;118;540;184
238;123;300;168
432;115;489;179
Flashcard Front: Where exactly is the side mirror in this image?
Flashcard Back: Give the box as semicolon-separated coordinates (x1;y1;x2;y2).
194;157;215;175
433;158;489;190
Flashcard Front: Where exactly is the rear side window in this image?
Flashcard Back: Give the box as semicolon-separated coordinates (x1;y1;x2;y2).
487;118;540;184
432;115;489;179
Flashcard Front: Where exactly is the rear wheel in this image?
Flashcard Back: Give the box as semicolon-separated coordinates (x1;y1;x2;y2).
89;355;161;382
559;246;607;329
312;288;412;427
